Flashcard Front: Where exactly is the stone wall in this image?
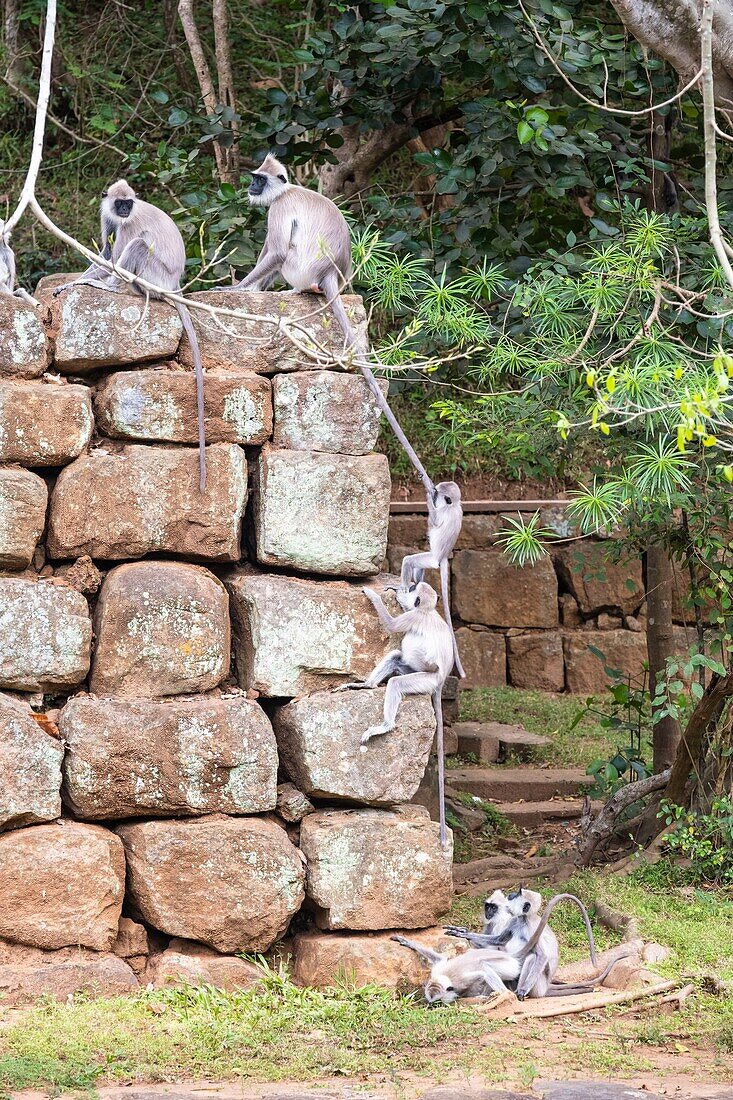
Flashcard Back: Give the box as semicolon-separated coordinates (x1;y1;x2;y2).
388;510;695;693
0;284;453;1002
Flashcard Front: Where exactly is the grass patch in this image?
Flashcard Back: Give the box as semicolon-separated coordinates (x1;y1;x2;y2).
459;686;619;768
0;974;486;1092
2;869;733;1090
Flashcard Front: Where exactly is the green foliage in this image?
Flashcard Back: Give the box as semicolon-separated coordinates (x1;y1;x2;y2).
581;664;651;798
0;967;483;1090
658;797;733;886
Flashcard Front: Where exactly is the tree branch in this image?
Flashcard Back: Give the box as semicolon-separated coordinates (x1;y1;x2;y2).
177;0;233;184
663;671;733;806
577;768;671;866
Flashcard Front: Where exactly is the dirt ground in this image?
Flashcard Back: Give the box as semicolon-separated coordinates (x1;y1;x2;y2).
9;1018;733;1100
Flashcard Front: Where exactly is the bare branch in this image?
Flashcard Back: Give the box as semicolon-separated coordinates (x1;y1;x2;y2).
213;0;239;179
177;0;233;184
578;768;671;866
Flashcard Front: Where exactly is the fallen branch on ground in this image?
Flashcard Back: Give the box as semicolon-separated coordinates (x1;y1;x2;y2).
479;979;679;1019
592;900;641;942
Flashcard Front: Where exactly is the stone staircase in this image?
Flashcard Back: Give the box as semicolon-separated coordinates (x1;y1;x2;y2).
445;720;593;894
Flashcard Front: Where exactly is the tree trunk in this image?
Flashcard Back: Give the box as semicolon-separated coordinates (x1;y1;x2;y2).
3;0;23;86
177;0;235;185
610;0;733;114
317;122;412;199
647;544;681;772
663;671;733;806
212;0;239;181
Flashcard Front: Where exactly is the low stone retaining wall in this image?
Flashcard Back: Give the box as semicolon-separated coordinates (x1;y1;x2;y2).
388;509;695;692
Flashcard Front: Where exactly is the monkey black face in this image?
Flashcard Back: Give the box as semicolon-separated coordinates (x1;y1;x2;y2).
113;199;134;218
485;900;498;920
249;173;268;198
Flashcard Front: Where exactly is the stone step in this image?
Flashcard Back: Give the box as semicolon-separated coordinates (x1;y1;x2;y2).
447;765;590;802
453;721;551;764
494;797;589;829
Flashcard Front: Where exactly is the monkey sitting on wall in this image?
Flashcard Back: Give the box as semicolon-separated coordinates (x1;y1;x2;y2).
53;180;207;491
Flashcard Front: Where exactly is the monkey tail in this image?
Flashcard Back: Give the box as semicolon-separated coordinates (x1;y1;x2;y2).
174;300;207;491
321;271;434;496
546;949;634;996
523;893;599;966
432;688;448;847
440;559;465;680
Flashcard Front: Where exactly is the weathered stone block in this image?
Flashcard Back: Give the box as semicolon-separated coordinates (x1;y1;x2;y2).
0;578;91;692
60;693;277;819
273;690;435;806
508;631;565;691
91;562;230;698
112;917;149;961
555;543;644;616
48;443;247;562
179;290;367;373
292;928;465;991
0;693;62;831
272;371;383;455
47;285;182;372
253;447;390;576
299;805;453;930
276;782;315;823
0;296;48;379
0;821;125;950
94;367;272;445
0;468;47;569
144;938;264;991
118;815;305;953
225;569;400;697
564;630;648;694
454;627;506;689
453;550;558;628
0;941;137;1004
0;381;93;466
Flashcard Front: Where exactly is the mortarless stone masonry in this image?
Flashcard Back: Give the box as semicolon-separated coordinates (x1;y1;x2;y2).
0;281;673;1003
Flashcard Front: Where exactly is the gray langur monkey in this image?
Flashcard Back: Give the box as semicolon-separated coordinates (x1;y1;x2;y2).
53;180;207;490
337;581;453;844
398;480;465;680
444;888;626;1000
390;934;520;1006
227;155;437;500
0;223;38;305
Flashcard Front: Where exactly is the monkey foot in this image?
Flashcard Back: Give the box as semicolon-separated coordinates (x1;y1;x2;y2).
361;723;392;743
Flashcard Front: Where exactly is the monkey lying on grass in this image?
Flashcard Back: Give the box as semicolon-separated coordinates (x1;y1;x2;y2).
395;888;628;1005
